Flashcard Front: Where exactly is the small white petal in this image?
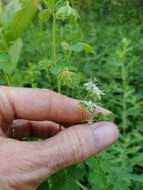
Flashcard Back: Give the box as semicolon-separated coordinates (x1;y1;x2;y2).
84;80;104;100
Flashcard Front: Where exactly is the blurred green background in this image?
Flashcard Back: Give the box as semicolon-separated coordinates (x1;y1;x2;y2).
0;0;143;189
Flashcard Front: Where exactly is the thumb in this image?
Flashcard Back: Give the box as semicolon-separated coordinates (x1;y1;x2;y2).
35;122;119;176
0;122;118;190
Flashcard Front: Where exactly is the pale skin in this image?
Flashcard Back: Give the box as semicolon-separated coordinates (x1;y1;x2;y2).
0;86;119;190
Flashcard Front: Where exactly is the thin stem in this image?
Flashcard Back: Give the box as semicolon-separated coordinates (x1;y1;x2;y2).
84;91;93;100
52;14;56;65
47;179;52;190
121;61;128;134
66;49;72;65
57;77;61;93
75;180;88;190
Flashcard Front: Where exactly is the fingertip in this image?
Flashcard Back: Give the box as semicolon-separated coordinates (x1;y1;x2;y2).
96;107;112;115
92;121;119;147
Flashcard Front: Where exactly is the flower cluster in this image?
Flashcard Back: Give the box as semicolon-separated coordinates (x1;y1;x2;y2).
80;79;104;124
80;100;97;114
83;80;104;100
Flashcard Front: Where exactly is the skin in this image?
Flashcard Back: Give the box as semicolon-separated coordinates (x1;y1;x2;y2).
0;86;119;190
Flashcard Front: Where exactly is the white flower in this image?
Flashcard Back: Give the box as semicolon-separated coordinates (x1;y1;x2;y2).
80;100;97;114
84;80;104;100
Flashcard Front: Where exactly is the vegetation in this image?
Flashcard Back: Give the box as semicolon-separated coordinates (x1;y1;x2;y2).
0;0;143;189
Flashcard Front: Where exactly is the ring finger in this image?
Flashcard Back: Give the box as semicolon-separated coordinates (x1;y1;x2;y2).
7;120;63;139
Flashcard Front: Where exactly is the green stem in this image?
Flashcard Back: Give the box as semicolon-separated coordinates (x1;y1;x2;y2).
84;91;93;100
52;14;56;65
66;49;71;65
57;77;61;93
75;180;88;190
121;61;128;134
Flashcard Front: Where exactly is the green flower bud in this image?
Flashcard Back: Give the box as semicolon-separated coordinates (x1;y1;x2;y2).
56;1;80;21
58;67;76;86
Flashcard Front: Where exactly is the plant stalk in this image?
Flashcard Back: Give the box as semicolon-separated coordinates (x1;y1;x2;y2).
121;61;128;134
57;77;61;93
52;14;56;65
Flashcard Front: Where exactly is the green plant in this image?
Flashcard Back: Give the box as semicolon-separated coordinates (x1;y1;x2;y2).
38;0;94;93
1;1;143;190
0;0;40;85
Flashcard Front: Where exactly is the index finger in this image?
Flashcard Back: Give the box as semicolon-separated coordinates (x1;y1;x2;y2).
1;86;110;125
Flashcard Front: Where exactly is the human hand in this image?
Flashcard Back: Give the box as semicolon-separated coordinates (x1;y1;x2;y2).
0;86;119;190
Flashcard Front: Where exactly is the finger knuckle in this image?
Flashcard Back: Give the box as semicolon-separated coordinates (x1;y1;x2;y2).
0;87;14;133
66;127;85;162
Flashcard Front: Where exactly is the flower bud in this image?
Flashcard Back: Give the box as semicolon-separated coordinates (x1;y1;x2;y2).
56;1;80;21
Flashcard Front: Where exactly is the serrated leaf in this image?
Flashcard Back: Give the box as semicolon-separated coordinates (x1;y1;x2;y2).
50;64;77;75
130;154;143;166
71;42;94;54
126;146;141;154
61;41;94;54
71;42;85;53
86;157;109;190
50;64;65;75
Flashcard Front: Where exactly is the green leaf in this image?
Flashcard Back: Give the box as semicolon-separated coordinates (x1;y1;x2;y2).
84;43;95;54
4;0;41;42
9;38;23;64
62;179;80;190
68;165;86;181
50;171;66;190
61;41;94;54
126;146;141;154
2;0;22;29
71;42;85;53
86;157;110;190
95;113;115;122
71;42;94;54
130;154;143;166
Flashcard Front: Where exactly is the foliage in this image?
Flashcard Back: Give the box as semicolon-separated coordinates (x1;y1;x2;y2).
0;0;143;190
